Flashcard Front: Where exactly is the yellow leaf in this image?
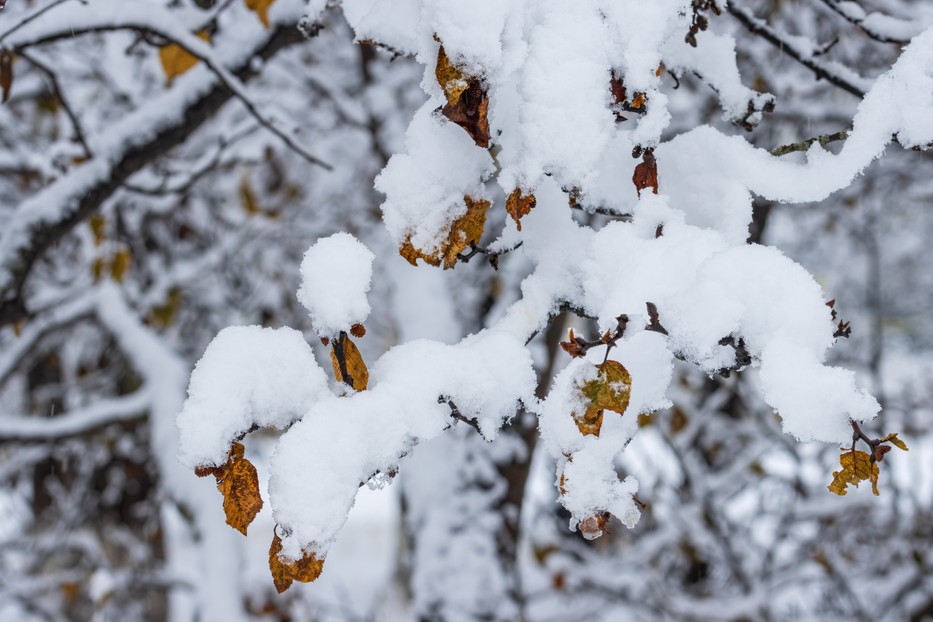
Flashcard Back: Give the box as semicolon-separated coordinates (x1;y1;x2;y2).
159;31;210;86
91;257;107;282
149;288;182;329
505;189;536;232
239;174;260;216
828;449;879;496
399;196;489;269
89;214;106;246
196;442;263;535
245;0;276;29
269;530;324;593
572;360;632;437
330;333;369;391
435;44;470;107
110;248;132;283
881;432;909;451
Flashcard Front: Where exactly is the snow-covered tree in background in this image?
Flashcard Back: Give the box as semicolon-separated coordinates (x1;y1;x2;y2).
2;0;933;620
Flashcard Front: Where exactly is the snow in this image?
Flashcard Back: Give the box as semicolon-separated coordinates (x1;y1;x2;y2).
178;325;330;469
298;233;375;338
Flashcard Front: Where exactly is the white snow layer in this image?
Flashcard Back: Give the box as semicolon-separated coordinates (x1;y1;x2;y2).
175;1;933;555
298;233;375;337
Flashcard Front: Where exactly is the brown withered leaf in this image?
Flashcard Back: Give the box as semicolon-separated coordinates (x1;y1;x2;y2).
827;449;879;496
399;196;489;269
269;531;324;593
195;442;263;534
330;333;368;391
633;149;658;196
435;45;470;107
1;51;13;104
506;189;537;232
245;0;277;28
350;323;366;338
159;31;210;86
441;79;490;148
572;360;632;437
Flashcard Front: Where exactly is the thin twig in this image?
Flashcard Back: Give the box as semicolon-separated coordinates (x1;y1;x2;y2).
771;129;850;156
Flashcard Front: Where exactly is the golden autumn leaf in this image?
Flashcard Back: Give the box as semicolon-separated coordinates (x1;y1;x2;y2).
109;248;132;283
269;530;324;593
196;442;264;535
89;214;106;246
435;45;470;107
245;0;277;29
330;333;368;391
149;287;183;329
399;196;489;269
572;360;632;437
91;257;107;282
1;50;14;104
881;432;909;452
827;449;879;496
505;189;536;232
159;31;210;86
239;174;261;216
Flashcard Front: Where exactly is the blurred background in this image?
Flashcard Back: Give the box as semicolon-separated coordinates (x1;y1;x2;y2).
0;0;931;620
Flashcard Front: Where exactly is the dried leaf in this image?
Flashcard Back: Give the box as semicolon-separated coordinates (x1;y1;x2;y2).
330;333;368;391
441;80;489;147
217;443;263;535
110;249;132;283
1;51;13;104
881;432;909;451
240;174;260;216
159;31;210;86
149;288;182;329
399;196;489;269
89;214;106;246
572;360;632;437
245;0;276;28
828;449;879;496
349;323;366;338
505;189;536;231
269;530;324;593
435;45;469;107
633;148;658;196
91;257;107;282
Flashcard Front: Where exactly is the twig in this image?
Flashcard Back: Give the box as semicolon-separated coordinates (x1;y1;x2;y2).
726;2;867;97
771;129;850;156
16;50;92;159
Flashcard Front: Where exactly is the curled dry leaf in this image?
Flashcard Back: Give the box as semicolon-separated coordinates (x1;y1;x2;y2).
350;323;366;338
435;44;489;147
195;442;264;535
572;360;632;437
159;31;210;86
506;189;537;232
399;196;489;269
245;0;277;29
632;148;659;196
269;531;324;593
578;514;608;541
330;332;369;391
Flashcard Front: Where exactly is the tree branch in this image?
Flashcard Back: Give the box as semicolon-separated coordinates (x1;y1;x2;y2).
0;23;311;328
